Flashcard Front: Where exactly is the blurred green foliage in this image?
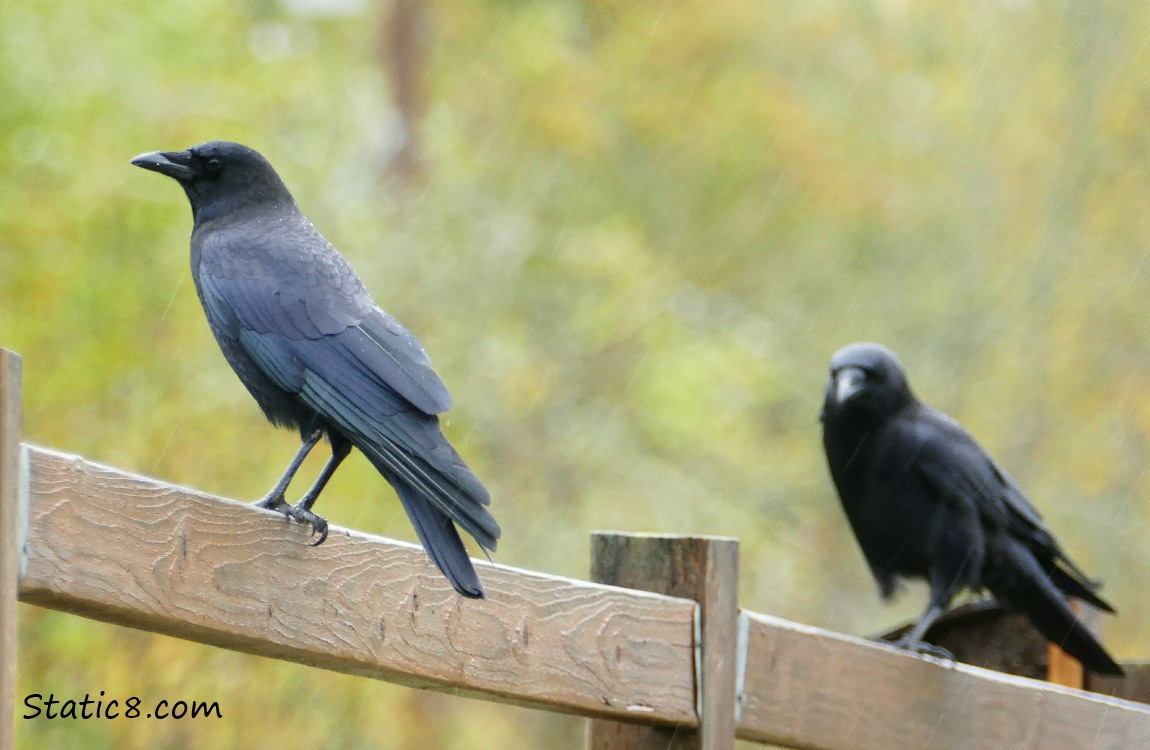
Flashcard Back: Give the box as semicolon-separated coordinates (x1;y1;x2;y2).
3;0;1150;746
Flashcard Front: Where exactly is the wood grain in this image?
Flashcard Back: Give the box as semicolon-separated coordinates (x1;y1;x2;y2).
17;446;698;724
694;538;739;750
0;350;22;750
737;612;1150;749
15;442;1150;748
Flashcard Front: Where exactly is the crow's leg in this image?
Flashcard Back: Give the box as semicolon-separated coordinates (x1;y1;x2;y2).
893;538;978;660
256;428;323;514
894;599;954;660
287;433;352;546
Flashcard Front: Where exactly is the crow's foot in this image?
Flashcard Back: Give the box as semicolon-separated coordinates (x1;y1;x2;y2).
893;636;953;661
255;495;328;545
287;504;329;547
255;494;291;514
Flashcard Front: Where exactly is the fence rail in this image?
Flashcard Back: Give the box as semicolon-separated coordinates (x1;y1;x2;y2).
4;347;1150;750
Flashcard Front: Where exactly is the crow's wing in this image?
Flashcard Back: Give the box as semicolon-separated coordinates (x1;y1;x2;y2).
296;362;497;546
911;408;1111;611
198;227;451;415
910;409;1046;538
196;231;498;554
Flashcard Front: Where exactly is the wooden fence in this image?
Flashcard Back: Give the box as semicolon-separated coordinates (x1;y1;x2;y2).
3;347;1150;750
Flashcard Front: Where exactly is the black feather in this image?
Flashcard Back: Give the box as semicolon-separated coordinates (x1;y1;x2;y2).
820;342;1121;675
133;141;498;598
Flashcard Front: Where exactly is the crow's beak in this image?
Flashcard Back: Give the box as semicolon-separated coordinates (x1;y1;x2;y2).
834;366;867;404
131;150;194;181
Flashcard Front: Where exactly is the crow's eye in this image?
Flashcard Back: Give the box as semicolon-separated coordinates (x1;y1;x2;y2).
205;158;222;173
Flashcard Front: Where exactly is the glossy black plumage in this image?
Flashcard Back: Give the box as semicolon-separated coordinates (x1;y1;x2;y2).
133;141;498;598
820;342;1121;675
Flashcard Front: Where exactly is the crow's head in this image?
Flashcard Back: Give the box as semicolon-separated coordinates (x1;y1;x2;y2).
132;141;295;225
821;342;914;423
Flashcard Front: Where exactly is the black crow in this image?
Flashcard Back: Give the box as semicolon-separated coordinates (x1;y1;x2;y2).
820;342;1122;674
132;141;499;598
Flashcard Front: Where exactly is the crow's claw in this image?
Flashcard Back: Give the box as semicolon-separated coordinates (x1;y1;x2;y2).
894;637;954;661
255;495;328;545
287;505;329;546
255;494;292;514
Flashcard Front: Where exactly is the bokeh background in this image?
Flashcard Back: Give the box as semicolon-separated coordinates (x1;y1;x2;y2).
4;0;1150;746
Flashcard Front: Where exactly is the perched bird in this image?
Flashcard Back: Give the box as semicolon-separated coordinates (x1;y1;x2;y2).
820;342;1122;675
132;141;499;598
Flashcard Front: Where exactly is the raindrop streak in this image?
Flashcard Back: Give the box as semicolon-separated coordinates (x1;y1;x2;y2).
150;424;179;474
157;274;186;326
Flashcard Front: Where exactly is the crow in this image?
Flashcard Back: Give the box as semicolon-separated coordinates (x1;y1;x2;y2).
820;341;1122;674
132;141;499;598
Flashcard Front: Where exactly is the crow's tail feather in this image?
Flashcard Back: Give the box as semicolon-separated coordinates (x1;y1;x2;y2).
1047;564;1114;614
392;476;486;599
996;545;1123;676
359;443;490;598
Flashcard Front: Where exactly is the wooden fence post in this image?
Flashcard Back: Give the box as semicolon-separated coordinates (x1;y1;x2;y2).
0;349;23;750
1047;599;1091;689
587;533;739;750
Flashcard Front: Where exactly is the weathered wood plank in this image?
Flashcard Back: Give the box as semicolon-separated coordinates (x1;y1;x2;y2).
16;442;1150;749
17;446;698;724
587;533;739;750
694;538;739;750
0;350;22;750
737;612;1150;749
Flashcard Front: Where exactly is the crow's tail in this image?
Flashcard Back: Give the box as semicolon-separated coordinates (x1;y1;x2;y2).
1047;564;1114;614
359;442;497;599
389;475;486;598
994;543;1123;676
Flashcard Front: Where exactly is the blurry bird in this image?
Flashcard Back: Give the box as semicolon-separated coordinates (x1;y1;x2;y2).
820;342;1122;674
132;141;498;598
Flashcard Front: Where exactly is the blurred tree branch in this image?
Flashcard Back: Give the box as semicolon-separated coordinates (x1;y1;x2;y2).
379;0;427;186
